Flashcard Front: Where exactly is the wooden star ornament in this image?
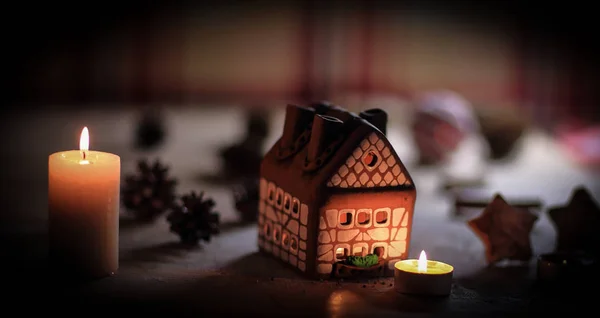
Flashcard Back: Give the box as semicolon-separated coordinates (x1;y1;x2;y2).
468;194;539;265
548;187;600;256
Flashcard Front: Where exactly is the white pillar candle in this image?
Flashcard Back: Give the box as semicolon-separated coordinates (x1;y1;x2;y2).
48;127;120;278
394;250;454;296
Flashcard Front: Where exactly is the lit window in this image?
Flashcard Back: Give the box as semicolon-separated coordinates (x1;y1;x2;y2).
363;151;378;167
275;189;283;208
283;194;291;212
353;246;367;256
375;209;389;224
268;188;275;202
335;247;348;260
339;211;352;226
356;209;371;225
292;199;300;216
289;236;298;252
362;148;382;170
282;232;290;248
373;246;384;257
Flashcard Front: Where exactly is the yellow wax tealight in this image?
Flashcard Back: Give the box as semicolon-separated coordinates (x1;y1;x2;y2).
48;127;120;278
394;250;454;296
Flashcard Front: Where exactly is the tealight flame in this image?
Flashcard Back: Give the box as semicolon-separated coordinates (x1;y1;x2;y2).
418;250;427;273
79;127;89;164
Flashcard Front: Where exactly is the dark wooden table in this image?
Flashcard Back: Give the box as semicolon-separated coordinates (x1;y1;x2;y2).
1;105;598;316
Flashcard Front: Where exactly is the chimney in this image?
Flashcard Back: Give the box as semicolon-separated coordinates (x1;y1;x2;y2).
307;114;344;162
310;101;334;114
359;108;388;135
280;104;315;149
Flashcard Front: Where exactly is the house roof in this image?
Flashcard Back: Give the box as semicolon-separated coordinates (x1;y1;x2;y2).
260;102;414;207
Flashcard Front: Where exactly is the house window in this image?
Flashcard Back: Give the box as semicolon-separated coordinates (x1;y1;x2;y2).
291;198;300;217
263;223;271;239
356;209;371;226
335;247;348;260
283;194;291;212
375;209;388;224
373;246;385;257
339;211;352;226
362;148;382;170
281;232;290;248
363;151;378;167
289;236;298;252
353;246;367;256
268;188;275;203
275;189;283;208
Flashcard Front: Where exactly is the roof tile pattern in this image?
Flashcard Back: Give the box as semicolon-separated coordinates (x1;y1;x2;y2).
327;132;410;188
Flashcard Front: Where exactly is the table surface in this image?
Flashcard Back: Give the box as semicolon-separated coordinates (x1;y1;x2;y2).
1;105;599;316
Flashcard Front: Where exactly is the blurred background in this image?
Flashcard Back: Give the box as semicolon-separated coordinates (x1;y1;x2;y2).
5;0;599;124
5;0;599;163
1;0;599;275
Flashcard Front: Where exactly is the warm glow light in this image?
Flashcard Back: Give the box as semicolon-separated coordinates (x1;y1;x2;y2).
80;127;89;151
79;127;89;164
418;250;427;272
395;250;453;275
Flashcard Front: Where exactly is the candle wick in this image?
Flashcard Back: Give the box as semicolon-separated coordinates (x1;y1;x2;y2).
82;151;86;160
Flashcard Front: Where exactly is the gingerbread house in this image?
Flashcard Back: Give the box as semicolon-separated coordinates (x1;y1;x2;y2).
258;102;416;279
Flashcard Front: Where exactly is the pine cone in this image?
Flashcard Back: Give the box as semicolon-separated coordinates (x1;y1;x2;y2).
231;178;259;223
167;191;220;245
122;158;177;222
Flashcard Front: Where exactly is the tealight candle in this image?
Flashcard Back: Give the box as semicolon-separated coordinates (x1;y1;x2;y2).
394;250;454;296
48;127;120;278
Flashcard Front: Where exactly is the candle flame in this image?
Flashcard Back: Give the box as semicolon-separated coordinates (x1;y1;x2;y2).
418;250;427;273
79;127;89;164
80;127;89;151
